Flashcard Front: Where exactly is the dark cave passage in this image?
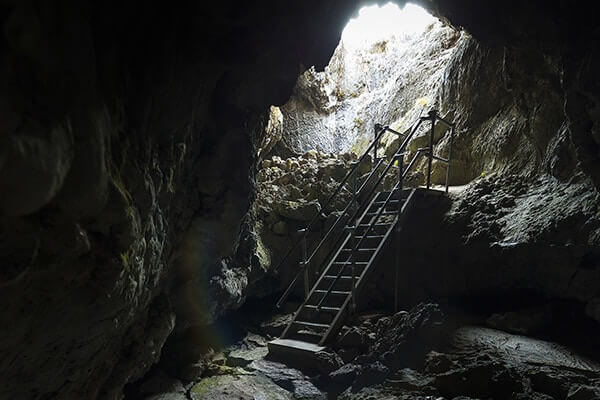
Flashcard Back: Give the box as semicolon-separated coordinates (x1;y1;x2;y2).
0;1;599;399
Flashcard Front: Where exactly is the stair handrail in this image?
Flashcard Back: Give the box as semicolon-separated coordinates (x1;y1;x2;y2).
276;116;427;308
304;117;426;269
273;125;387;295
275;157;386;307
316;110;456;310
315;138;424;309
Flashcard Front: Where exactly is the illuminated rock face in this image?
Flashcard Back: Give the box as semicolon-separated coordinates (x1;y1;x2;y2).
278;15;464;155
0;1;599;398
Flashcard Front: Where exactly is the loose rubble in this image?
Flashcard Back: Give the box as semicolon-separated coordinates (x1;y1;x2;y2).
129;302;600;399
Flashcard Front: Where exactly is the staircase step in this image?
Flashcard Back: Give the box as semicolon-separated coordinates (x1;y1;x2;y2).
268;338;326;362
340;248;377;253
287;329;324;342
355;223;393;228
332;261;368;265
314;289;351;295
293;321;330;329
365;211;397;217
303;305;341;312
322;275;355;280
373;199;400;204
353;234;385;240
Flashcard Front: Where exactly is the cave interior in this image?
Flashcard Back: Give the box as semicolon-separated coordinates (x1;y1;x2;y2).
1;1;600;399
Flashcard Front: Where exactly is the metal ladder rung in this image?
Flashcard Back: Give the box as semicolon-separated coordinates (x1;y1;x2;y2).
304;305;341;312
353;234;385;239
340;248;377;252
355;223;393;228
373;199;400;204
332;261;368;265
293;321;329;329
314;290;351;295
365;211;397;217
292;330;323;339
275;113;451;347
322;275;355;280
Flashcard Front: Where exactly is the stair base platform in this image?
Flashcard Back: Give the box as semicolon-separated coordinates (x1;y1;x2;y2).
267;339;326;370
268;338;325;356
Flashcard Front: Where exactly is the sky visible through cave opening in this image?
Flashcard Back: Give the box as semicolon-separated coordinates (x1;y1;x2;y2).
341;3;436;49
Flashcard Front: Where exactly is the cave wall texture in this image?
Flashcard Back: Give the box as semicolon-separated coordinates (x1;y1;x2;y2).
0;0;599;399
277;20;465;156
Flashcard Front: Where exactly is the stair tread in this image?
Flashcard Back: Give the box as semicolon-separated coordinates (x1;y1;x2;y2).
365;211;397;216
268;339;326;354
293;321;330;328
340;248;377;252
323;275;356;279
332;261;368;265
303;305;341;311
293;330;323;337
355;222;393;227
353;234;385;239
314;289;351;295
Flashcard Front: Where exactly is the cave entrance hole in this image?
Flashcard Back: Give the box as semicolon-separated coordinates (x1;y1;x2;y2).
257;2;460;160
253;2;466;308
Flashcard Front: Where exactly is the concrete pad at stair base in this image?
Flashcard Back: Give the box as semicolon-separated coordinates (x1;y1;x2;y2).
415;186;446;196
267;339;326;370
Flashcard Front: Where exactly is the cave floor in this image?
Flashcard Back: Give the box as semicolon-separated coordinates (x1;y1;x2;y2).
132;304;600;400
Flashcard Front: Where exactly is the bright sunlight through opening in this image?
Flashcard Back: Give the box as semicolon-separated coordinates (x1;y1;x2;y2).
341;3;436;48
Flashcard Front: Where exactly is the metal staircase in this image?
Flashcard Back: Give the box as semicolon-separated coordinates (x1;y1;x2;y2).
268;110;456;358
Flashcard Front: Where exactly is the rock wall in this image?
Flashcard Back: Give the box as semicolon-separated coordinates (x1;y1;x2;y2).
275;2;600;193
277;18;465;155
374;174;600;322
275;23;579;188
1;0;600;398
0;1;359;398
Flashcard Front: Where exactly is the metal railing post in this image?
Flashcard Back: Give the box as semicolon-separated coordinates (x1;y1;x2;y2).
351;231;356;312
395;152;404;313
373;124;380;167
351;164;358;311
445;124;455;194
275;113;455;312
352;165;358;223
298;228;309;299
397;152;404;191
394;231;400;313
426;110;436;190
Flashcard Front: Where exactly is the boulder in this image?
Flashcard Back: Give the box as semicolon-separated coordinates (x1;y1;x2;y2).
338;327;367;349
227;346;269;367
275;200;321;221
352;361;389;391
247;359;324;400
567;385;600;400
486;304;553;335
190;374;292;400
328;364;360;395
314;350;344;375
424;351;456;374
370;303;448;369
338;348;361;363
